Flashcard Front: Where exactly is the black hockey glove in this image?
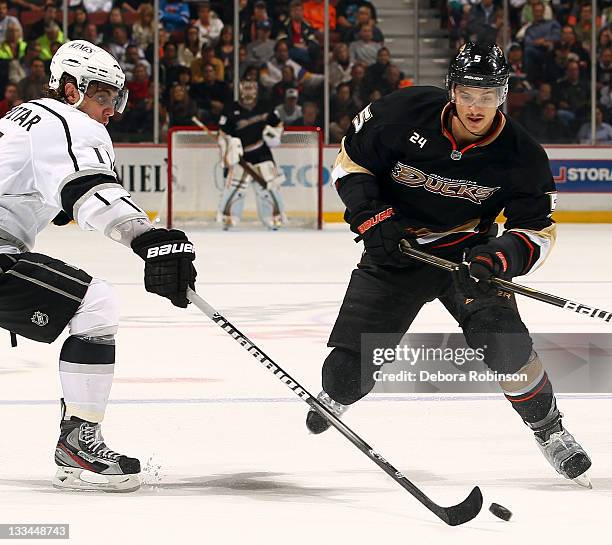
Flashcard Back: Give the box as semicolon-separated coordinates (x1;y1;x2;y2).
131;229;197;308
456;241;515;296
350;206;414;266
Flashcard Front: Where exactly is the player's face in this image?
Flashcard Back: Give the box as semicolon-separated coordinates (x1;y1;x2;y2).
79;85;122;126
453;85;498;135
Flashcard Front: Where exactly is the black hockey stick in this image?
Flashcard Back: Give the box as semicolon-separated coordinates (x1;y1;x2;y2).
191;116;281;216
399;239;612;324
186;288;483;526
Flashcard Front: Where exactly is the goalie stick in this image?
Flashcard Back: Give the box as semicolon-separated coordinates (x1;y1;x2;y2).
399;239;612;324
186;287;483;526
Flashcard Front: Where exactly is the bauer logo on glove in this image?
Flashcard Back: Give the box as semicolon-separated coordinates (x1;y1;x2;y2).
146;242;194;259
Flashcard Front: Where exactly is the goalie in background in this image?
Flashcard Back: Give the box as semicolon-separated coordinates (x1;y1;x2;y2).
216;80;287;230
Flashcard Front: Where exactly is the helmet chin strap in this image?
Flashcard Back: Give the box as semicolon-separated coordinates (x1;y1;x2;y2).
71;90;85;109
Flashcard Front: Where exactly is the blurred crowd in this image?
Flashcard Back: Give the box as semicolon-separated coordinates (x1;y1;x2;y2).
0;0;411;142
444;0;612;143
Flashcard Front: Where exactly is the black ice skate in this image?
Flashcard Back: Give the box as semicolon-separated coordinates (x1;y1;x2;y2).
306;391;350;434
53;401;141;492
531;414;592;488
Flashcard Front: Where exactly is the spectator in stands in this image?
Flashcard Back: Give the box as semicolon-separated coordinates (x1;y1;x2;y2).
277;0;320;68
349;24;382;65
17;56;46;101
600;81;612;119
364;46;390;93
553;59;590;126
560;25;590;73
215;25;235;84
260;40;323;96
507;43;530;91
577;105;612;143
178;26;201;67
0;0;23;42
329;112;351;143
242;0;269;45
127;63;150;99
29;2;57;41
246;19;275;65
37;21;64;61
271;63;298;104
275;87;302;124
335;0;377;34
295;100;320;126
68;7;89;41
122;43;151;80
195;1;224;47
133;3;156;51
571;2;600;47
523;2;561;81
160;0;190;33
331;81;358;119
0;81;19;117
0;22;25;60
83;0;112;14
167;83;198;127
18;41;40;78
519;81;552;123
192;44;224;83
303;0;336;32
346;5;383;43
189;62;231;122
109;25;130;64
542;42;569;84
524;100;573;142
520;0;553;26
329;42;353;90
83;22;102;45
377;64;402;96
161;41;182;86
348;61;367;108
102;7;127;43
467;0;500;43
597;47;612;91
599;28;611;54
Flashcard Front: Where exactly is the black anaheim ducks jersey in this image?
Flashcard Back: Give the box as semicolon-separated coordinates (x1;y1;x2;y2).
219;101;281;164
332;85;557;272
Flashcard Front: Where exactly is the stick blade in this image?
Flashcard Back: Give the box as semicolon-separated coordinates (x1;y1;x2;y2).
436;486;483;526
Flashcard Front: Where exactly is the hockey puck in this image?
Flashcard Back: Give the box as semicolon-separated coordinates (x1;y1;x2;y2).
489;503;512;521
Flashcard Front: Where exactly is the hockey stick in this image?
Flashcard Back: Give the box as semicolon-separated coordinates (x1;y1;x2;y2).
186;287;483;526
190;116;282;216
399;239;612;324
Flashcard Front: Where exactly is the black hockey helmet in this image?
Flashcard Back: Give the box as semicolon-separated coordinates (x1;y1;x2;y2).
446;42;510;106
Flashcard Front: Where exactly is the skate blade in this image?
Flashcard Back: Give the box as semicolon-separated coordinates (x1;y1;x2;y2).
572;472;592;489
53;467;141;493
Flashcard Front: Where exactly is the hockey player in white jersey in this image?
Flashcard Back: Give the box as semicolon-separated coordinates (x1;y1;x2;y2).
216;80;287;230
0;40;197;492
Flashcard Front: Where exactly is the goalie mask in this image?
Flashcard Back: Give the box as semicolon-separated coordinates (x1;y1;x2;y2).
446;41;510;108
49;40;128;113
239;80;258;108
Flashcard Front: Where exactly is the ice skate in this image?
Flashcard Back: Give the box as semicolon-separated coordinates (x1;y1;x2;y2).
306;391;350;434
533;419;592;488
54;406;141;492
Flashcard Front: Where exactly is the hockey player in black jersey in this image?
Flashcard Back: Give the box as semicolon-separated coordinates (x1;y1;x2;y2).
217;80;287;230
306;42;592;487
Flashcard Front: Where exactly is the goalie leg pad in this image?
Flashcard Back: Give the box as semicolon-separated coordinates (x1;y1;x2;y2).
256;160;286;190
218;169;248;224
253;180;286;229
62;279;119;422
322;347;374;406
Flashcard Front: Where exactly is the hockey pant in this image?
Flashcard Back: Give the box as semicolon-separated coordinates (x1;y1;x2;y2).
323;252;555;426
217;160;286;229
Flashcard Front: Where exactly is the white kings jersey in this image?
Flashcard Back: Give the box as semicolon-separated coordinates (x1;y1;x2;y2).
0;98;147;253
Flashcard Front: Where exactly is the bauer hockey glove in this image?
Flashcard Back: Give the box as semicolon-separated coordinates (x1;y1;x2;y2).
131;229;197;308
350;205;415;266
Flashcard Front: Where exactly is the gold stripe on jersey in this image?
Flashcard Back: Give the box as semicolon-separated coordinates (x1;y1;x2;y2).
332;137;374;184
507;223;557;272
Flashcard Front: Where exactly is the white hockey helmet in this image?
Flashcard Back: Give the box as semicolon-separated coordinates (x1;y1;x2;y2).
49;40;128;113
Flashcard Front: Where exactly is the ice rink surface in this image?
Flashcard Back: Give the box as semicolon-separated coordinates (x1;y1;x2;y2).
1;223;611;544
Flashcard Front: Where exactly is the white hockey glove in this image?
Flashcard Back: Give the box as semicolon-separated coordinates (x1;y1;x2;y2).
219;135;243;167
262;124;283;148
